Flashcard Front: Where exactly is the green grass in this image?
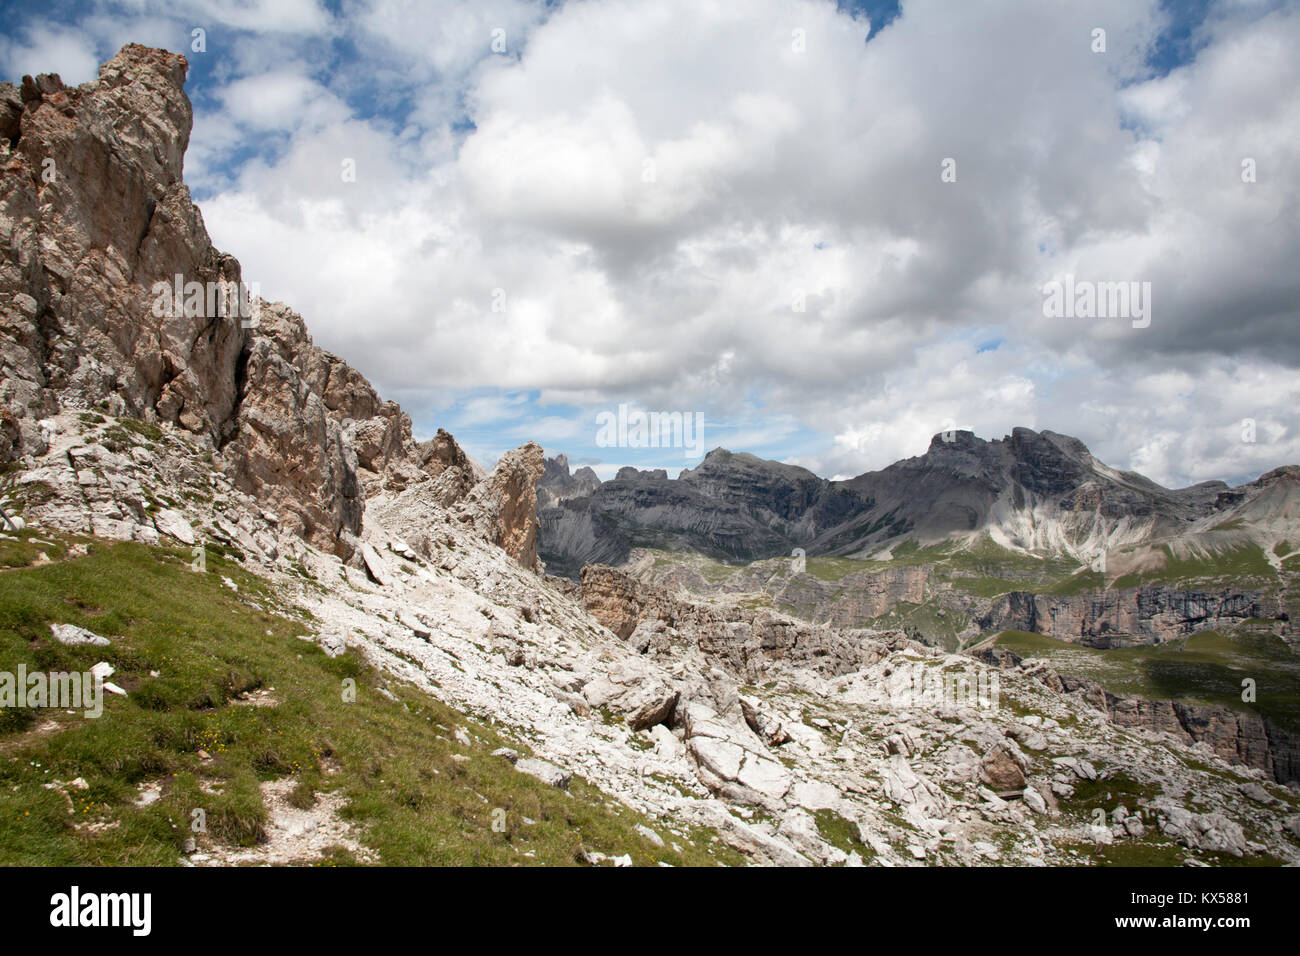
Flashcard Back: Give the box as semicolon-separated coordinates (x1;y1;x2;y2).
1061;823;1285;868
1061;838;1189;866
644;549;742;583
1058;770;1163;818
931;535;1084;597
0;528;80;570
1039;568;1108;596
813;808;876;863
869;601;965;651
116;417;165;443
0;535;740;866
805;541;958;580
806;534;1084;596
991;629;1300;730
100;417;167;454
1110;543;1277;589
804;556;881;581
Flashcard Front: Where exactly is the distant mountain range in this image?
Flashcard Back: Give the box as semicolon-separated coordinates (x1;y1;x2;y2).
539;428;1300;577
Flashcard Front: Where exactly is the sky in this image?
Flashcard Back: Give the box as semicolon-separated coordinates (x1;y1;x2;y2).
1;0;1297;486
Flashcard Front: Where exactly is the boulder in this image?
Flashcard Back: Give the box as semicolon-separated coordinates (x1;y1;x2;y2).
883;755;949;819
684;705;793;808
515;758;571;790
50;623;110;646
978;743;1028;793
316;631;347;658
360;543;393;587
580;658;679;731
1155;801;1247;857
152;508;195;545
397;610;431;639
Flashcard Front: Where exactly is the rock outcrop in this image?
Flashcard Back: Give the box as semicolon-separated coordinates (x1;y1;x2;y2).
977;585;1281;648
975;643;1300;783
217;302;463;554
579;563;906;681
1;47;242;453
452;442;545;570
0;44;528;563
537;453;599;508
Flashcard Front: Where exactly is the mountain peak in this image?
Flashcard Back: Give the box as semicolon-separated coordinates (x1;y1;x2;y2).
926;429;983;453
0;44;530;562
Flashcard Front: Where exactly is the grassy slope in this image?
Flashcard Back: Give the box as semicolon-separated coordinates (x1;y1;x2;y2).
1110;543;1278;590
0;531;738;866
991;628;1300;729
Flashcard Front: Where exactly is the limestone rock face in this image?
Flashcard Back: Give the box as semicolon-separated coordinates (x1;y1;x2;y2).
537;453;600;508
1;46;245;450
452;442;545;570
578;562;907;681
216;302;450;555
0;44;500;561
216;304;360;554
421;429;484;483
578;564;643;639
979;585;1278;648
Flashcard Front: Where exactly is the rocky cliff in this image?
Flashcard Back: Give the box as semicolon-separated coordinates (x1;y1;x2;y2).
451;442;545;571
0;45;535;563
2;48;239;451
977;585;1283;648
976;644;1300;783
537;453;599;508
579;563;906;681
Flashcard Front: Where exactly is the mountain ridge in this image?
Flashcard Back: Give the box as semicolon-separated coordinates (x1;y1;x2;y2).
538;427;1299;577
0;45;534;565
